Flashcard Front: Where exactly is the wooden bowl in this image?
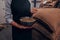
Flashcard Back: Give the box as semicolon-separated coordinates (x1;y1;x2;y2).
19;17;36;26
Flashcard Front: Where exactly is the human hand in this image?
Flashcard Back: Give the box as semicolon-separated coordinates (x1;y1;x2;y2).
30;8;38;14
11;21;32;29
18;25;32;29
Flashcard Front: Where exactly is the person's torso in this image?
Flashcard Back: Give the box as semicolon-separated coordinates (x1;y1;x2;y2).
11;0;32;23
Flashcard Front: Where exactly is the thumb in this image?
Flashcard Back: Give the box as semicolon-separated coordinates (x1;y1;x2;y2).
32;13;37;17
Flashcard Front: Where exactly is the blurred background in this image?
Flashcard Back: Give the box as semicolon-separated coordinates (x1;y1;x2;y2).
0;0;60;40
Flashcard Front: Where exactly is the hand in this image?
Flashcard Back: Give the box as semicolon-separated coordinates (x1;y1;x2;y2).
11;21;32;29
32;11;39;18
31;8;38;14
18;25;32;29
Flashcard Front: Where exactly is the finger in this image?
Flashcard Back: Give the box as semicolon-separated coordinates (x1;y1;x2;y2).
31;8;38;13
19;25;32;29
24;27;32;28
32;13;37;17
23;27;32;29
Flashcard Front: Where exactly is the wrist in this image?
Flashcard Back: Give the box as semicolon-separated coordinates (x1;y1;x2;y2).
10;21;24;28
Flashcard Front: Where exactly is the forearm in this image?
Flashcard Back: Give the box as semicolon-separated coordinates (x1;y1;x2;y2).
10;20;32;29
10;21;21;28
5;18;22;28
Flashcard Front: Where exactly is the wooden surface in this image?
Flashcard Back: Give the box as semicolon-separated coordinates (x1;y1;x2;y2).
32;22;53;40
33;8;60;40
